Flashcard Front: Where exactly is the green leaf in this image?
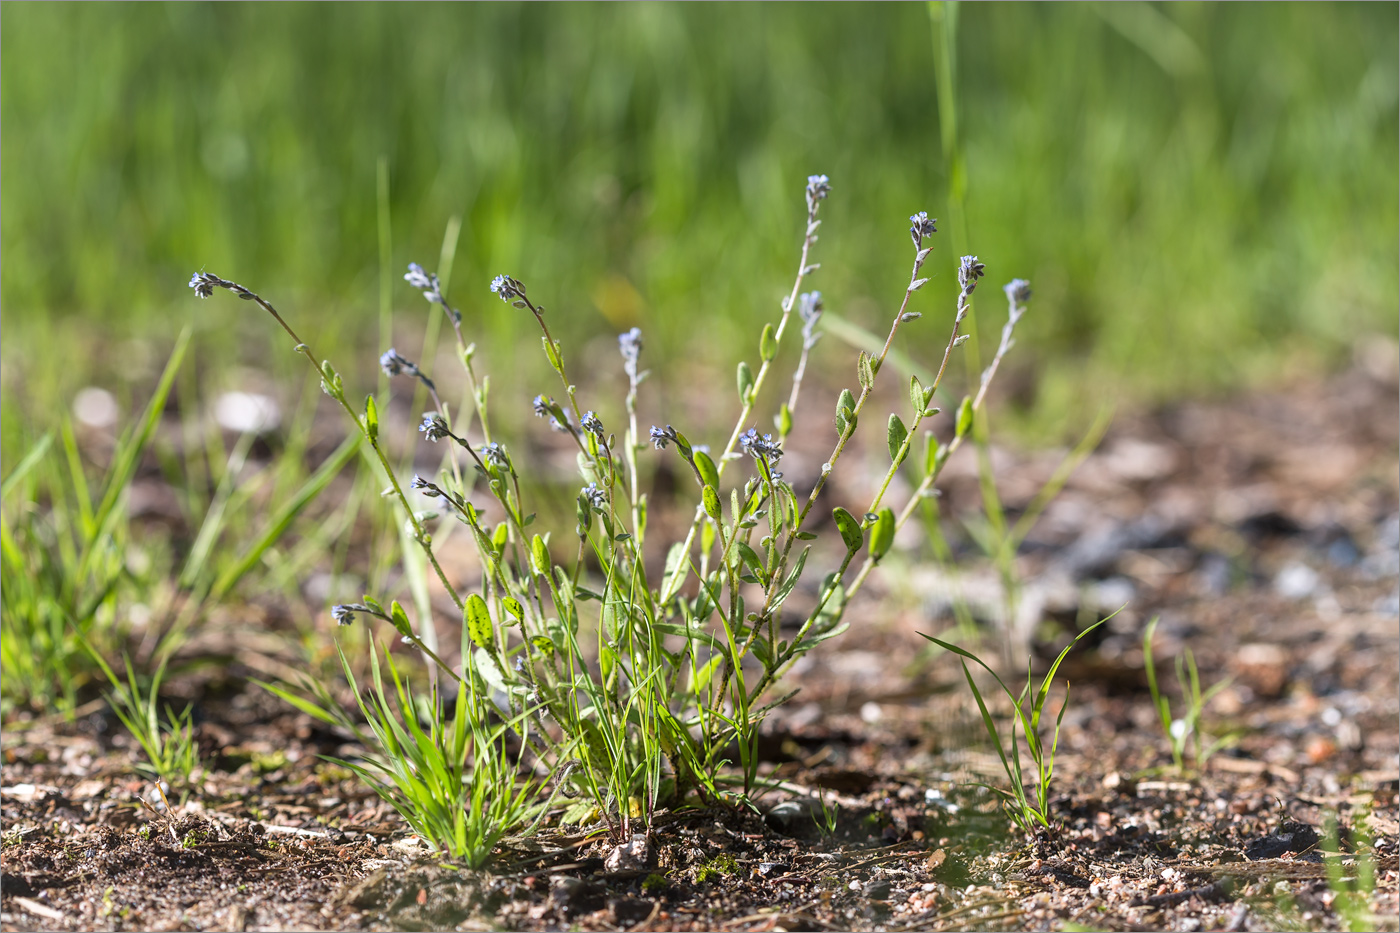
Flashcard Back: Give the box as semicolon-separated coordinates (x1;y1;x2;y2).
909;376;925;414
364;394;378;442
925;436;951;476
694;450;720;490
955;396;974;438
737;360;755;404
529;635;555;659
887;414;909;464
857;351;874;389
530;534;551;576
812;573;846;635
771;546;810;609
870;507;896;559
503;597;525;624
576;494;592;534
737;542;769;586
837;388;856;416
389;600;413;638
832;507;864;554
464;594;494;649
835;388;857;436
702;484;722;522
542;335;563;372
1;432;52;500
690;656;724;695
759;323;777;362
661;541;690;600
320;360;343;399
776;402;793;438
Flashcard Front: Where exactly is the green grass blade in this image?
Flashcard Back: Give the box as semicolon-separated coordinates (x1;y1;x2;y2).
0;431;52;501
210;431;361;600
84;326;191;571
179;429;256;589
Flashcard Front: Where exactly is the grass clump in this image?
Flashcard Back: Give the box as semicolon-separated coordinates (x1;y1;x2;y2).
1143;615;1237;771
0;330;188;716
195;173;1032;857
921;618;1106;835
86;650;202;789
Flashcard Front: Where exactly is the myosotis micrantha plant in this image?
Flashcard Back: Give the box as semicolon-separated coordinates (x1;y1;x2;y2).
192;174;1035;853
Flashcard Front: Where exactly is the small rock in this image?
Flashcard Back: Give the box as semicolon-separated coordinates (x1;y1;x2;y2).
1274;563;1320;600
551;876;605;918
607;896;654;925
1244;820;1320;860
766;799;817;834
604;834;651;876
1233;643;1291;698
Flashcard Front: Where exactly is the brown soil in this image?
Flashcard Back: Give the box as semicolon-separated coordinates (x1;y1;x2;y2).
4;363;1397;932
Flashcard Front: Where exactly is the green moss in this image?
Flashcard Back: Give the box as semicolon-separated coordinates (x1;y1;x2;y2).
695;853;740;884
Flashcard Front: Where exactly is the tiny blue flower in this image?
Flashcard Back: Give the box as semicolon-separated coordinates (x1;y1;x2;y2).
958;256;986;293
418;412;450;442
490;274;525;304
1004;279;1032;305
909;211;937;247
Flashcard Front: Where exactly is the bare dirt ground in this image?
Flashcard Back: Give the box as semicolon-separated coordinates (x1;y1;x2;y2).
3;360;1397;932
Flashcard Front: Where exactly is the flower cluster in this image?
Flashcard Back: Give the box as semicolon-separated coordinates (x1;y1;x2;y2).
331;603;376;626
618;327;644;384
379;348;417;378
188;271;260;302
580;482;608;509
958;256;986;294
909;212;938;247
410;474;444;497
405;263;444;304
480;442;510;469
581;411;605;440
739;428;784;464
490;274;526;305
1004;278;1032;306
649;425;680;450
189;271;225;299
806;174;832;214
418;412;451;442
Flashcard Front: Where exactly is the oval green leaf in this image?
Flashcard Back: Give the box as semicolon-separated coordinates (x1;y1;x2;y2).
870;507;896;559
465;593;494;649
832;507;864;554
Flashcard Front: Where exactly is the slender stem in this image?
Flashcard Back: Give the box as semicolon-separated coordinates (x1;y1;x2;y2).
659;200;825;599
202;277;465;612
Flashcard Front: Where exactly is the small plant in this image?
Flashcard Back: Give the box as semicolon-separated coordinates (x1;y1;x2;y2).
920;618;1105;834
86;649;202;788
193;173;1033;853
0;331;188;716
695;852;740;884
1324;811;1379;933
1142;616;1236;770
813;786;840;838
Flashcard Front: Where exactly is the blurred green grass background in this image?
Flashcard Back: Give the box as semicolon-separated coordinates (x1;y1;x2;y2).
3;1;1396;454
